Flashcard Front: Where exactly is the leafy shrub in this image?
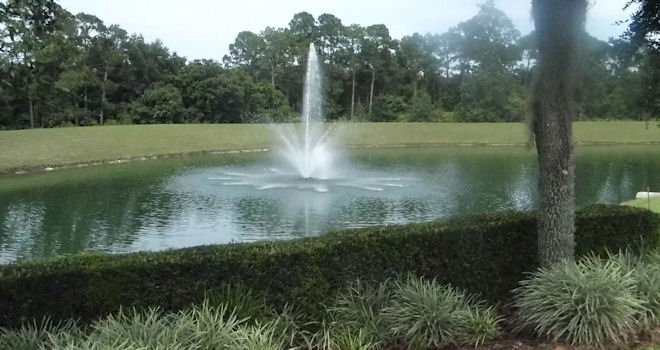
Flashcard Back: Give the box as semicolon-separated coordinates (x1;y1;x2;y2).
382;276;499;348
574;204;659;257
370;95;407;122
514;256;645;345
0;204;656;328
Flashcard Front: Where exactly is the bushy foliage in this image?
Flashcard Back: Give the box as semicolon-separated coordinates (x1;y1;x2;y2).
0;205;656;329
456;68;527;122
1;1;658;129
382;276;499;348
369;95;407;122
122;84;184;124
409;91;435;122
514;256;645;346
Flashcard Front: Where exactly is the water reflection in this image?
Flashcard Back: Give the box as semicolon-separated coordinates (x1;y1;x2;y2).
0;146;658;263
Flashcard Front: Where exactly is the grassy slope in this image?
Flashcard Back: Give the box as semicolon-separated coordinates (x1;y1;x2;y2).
0;121;658;172
622;197;660;214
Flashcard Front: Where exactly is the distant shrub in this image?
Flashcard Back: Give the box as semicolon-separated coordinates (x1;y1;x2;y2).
514;256;645;346
370;95;407;122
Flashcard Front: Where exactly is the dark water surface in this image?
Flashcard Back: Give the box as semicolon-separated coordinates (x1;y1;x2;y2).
1;146;658;263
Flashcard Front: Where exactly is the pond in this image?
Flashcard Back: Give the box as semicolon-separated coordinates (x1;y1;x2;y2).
1;145;659;264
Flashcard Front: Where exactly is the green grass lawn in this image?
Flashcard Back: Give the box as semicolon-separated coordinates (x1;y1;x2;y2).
622;197;660;214
0;121;658;172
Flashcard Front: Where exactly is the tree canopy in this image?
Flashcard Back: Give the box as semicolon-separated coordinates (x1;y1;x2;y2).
0;0;657;129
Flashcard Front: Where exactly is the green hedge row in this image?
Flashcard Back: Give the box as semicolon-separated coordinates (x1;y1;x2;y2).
0;204;657;328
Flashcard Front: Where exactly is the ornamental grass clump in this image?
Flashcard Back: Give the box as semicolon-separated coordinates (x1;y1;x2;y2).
176;300;246;348
382;276;499;348
205;284;273;323
330;329;380;350
233;322;282;350
454;306;501;346
613;250;660;327
48;301;247;349
514;256;645;346
86;307;194;348
330;279;392;343
270;304;310;348
0;318;78;350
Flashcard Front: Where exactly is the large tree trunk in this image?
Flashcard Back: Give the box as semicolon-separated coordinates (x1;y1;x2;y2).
412;78;417;112
369;68;375;115
72;94;79;125
350;68;356;120
532;0;586;267
28;93;34;129
445;55;451;78
100;61;108;126
271;62;275;87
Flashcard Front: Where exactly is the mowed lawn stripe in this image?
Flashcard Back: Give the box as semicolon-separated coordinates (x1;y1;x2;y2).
1;121;658;171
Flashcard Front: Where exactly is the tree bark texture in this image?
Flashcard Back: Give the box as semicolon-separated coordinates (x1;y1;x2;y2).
28;94;34;129
350;68;356;120
100;61;108;126
532;0;587;267
271;62;275;87
369;68;375;115
412;79;417;112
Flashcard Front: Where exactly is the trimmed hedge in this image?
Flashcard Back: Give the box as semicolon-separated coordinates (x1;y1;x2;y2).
0;204;657;328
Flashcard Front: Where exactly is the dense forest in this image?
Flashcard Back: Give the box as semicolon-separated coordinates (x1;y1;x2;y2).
0;0;658;130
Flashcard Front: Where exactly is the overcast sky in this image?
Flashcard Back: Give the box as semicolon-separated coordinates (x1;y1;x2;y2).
56;0;633;61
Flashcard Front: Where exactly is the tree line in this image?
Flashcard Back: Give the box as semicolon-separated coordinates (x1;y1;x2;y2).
0;0;657;130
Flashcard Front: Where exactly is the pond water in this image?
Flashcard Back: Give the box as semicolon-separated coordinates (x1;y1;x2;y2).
1;146;659;264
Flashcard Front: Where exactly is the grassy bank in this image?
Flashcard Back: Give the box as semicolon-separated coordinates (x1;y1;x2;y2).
1;121;658;173
623;197;660;214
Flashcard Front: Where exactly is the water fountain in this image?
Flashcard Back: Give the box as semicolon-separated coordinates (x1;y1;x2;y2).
279;43;334;180
213;43;409;193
